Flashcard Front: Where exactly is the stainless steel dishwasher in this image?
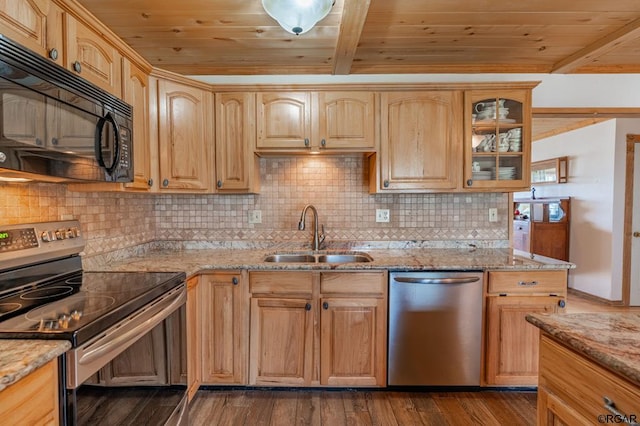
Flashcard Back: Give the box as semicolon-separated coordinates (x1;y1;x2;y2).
388;271;483;386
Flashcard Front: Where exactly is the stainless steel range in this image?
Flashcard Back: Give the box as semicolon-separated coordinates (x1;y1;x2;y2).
0;220;187;425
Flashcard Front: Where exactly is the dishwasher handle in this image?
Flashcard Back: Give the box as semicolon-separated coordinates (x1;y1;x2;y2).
392;276;481;285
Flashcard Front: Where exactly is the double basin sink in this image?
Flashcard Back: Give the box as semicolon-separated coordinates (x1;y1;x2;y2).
264;251;373;264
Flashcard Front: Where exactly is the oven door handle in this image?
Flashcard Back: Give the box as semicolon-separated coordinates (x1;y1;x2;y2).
67;284;185;388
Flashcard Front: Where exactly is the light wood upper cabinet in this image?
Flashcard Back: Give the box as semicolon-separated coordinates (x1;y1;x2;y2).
157;77;212;191
484;270;567;387
256;91;376;153
215;92;259;193
201;271;247;385
122;58;151;190
373;91;462;192
256;92;311;150
464;88;532;191
64;13;122;96
0;0;63;63
315;92;376;150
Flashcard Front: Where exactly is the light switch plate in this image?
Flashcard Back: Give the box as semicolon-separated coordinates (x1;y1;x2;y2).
489;208;498;222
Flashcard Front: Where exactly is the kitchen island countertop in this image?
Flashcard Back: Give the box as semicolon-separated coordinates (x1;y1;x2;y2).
87;247;574;277
526;312;640;387
0;339;70;391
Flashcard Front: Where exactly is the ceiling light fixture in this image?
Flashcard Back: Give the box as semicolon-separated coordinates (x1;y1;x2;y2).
262;0;334;35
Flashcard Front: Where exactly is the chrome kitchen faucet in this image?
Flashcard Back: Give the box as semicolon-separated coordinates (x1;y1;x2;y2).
298;204;325;251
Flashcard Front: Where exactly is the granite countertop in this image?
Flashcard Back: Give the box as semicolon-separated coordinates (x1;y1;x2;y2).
88;246;574;277
0;339;71;391
527;312;640;387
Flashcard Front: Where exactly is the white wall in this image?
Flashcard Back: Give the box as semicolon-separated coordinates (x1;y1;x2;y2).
526;119;640;300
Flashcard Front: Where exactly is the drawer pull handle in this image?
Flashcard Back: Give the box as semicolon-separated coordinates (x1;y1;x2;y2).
517;280;538;286
603;397;637;425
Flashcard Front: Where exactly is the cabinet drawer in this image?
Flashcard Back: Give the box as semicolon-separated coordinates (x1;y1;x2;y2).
320;272;385;295
539;335;640;422
488;270;566;294
249;271;313;296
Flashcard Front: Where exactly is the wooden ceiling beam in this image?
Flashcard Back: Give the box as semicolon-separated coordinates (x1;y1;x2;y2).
332;0;371;75
551;17;640;73
533;107;640;118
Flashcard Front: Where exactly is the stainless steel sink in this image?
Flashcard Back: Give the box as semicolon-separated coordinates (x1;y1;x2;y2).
263;252;373;263
263;254;317;263
317;254;373;263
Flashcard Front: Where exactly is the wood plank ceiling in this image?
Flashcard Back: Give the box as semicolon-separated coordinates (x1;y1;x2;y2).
76;0;640;76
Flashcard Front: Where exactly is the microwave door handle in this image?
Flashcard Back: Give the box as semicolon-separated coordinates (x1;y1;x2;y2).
94;112;121;174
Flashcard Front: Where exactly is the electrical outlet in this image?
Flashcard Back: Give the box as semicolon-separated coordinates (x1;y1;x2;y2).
488;208;498;222
248;210;262;224
376;209;390;223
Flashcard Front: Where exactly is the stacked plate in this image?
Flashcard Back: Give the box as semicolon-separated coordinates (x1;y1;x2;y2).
507;128;522;152
491;166;516;180
472;170;492;181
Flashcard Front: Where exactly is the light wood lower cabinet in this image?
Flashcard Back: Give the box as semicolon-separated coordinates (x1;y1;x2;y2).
0;359;59;425
537;334;640;425
484;270;567;386
200;271;247;385
248;270;387;387
186;276;200;399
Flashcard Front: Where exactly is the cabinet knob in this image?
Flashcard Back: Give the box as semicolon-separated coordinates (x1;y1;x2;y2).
322;302;329;310
51;138;58;145
305;303;312;311
147;179;153;187
558;299;566;308
467;179;473;186
48;48;58;61
232;277;238;285
217;180;223;188
35;138;43;146
383;180;390;188
633;231;640;238
162;178;169;187
73;61;82;73
320;139;326;148
304;138;310;147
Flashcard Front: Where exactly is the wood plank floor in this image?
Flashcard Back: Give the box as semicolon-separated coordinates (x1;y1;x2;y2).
189;389;537;425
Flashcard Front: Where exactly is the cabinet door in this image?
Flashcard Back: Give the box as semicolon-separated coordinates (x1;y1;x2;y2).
122;59;152;190
0;0;63;62
201;272;246;385
64;13;122;96
378;91;462;191
465;89;531;191
316;92;375;150
256;92;311;150
249;297;313;386
157;78;212;191
215;92;258;192
485;295;562;386
320;297;386;386
101;322;168;385
537;386;591;426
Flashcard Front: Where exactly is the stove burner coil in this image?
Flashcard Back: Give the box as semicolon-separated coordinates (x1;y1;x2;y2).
20;286;74;300
0;303;22;315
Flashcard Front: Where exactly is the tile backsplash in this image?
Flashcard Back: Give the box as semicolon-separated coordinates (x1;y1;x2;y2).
1;156;508;257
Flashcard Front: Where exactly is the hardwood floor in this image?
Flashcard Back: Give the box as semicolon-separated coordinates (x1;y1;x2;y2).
189;389;537;426
189;291;635;425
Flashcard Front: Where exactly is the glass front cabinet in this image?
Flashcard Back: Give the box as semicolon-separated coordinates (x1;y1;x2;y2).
464;89;532;190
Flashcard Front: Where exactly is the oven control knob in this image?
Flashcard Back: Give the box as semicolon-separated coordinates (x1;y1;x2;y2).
70;227;81;238
58;314;71;329
41;231;56;242
55;229;67;240
65;228;75;239
70;310;82;321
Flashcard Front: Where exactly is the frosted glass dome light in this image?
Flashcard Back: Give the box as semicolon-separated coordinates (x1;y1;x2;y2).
262;0;334;35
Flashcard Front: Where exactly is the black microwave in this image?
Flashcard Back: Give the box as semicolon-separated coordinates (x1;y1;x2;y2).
0;35;133;183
